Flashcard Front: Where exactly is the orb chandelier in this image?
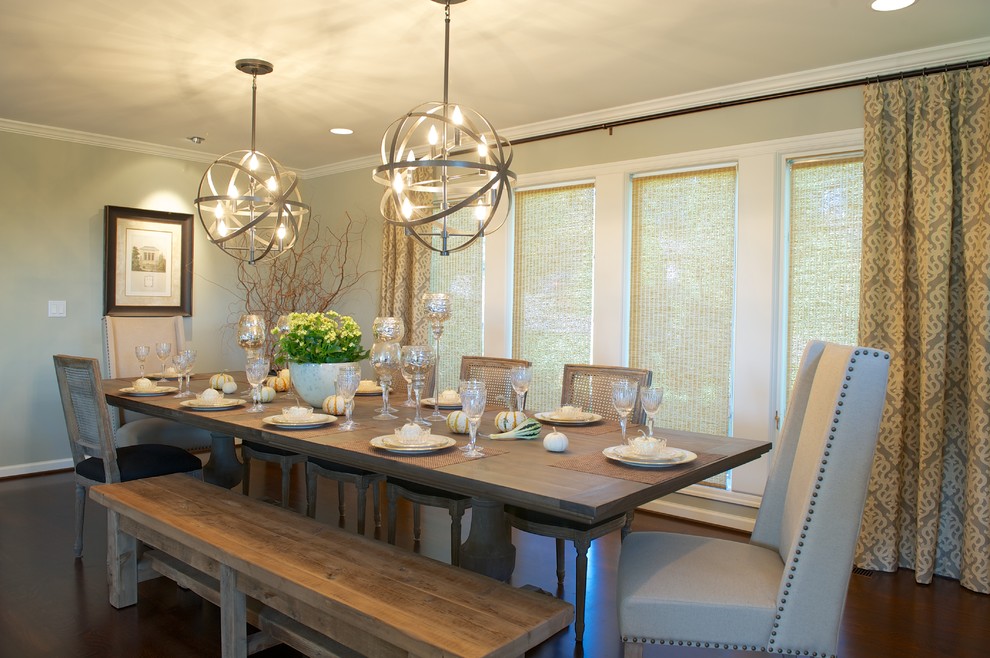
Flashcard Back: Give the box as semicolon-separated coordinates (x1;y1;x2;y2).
194;59;309;264
372;0;515;256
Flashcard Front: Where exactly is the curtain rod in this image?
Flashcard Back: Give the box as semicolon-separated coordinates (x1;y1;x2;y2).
511;57;990;146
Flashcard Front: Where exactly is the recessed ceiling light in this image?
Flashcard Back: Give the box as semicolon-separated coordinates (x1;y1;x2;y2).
187;135;206;144
329;128;353;135
871;0;916;11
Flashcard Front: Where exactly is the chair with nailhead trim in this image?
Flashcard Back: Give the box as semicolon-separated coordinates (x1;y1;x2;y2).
616;341;890;658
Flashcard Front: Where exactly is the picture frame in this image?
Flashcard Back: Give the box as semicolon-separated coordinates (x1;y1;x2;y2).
104;205;193;316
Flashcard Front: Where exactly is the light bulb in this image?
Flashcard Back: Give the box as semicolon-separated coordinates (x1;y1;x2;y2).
428;125;439;145
213;202;225;219
477;136;488;158
249;153;259;170
266;176;278;192
474;202;486;221
452;105;463;125
227;183;239;198
217;219;228;237
276;223;287;240
406;148;416;161
393;174;405;193
401;198;414;219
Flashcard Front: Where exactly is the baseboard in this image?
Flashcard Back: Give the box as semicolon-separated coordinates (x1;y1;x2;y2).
0;458;74;480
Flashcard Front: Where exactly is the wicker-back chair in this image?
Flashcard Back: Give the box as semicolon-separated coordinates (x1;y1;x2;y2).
459;356;532;410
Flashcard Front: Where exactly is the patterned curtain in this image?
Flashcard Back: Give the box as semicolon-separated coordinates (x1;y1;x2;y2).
855;67;990;594
378;178;431;346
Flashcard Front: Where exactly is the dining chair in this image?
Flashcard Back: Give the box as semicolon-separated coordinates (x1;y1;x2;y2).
102;315;214;452
504;362;652;642
306;458;384;535
54;354;203;558
241;442;307;509
617;341;890;657
384;355;527;565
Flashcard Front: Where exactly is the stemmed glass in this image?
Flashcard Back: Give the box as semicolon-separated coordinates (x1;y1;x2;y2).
336;365;361;431
134;345;150;377
154;342;172;381
371;342;401;420
237;314;266;393
399;367;417;407
173;349;196;398
612;379;639;445
510;366;532;412
640;386;664;437
460;381;487;459
422;292;451;421
401;345;435;427
372;316;405;343
245;356;270;413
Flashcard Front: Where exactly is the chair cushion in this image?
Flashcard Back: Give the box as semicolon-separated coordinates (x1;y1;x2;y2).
115;417;213;451
389;477;471;501
242;440;300;457
76;444;202;483
618;531;782;648
309;457;376;476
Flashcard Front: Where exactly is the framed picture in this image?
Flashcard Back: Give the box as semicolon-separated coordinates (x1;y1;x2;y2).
104;205;193;316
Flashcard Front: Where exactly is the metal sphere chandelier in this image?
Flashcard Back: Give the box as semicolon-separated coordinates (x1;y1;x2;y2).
372;0;515;255
194;59;309;264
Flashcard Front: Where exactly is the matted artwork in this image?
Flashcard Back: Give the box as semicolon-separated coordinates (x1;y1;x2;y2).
104;206;193;316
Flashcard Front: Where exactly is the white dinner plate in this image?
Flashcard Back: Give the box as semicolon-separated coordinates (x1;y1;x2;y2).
420;397;462;410
602;445;697;468
147;372;191;381
534;411;603;425
263;413;336;429
119;386;178;396
370;435;457;454
179;398;246;411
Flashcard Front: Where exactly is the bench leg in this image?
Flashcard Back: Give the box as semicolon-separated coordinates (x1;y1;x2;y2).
107;509;138;608
220;564;247;658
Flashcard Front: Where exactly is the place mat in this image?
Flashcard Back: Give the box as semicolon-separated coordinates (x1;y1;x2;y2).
549;449;723;484
557;421;626;436
335;438;509;469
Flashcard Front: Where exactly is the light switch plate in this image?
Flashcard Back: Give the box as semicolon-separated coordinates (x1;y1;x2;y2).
48;300;66;317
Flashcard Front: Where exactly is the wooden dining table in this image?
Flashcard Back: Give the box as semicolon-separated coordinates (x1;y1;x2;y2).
104;373;771;581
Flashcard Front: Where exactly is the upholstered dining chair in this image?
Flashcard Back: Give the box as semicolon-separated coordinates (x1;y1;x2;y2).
504;362;652;642
54;355;203;557
103;315;214;452
617;341;890;657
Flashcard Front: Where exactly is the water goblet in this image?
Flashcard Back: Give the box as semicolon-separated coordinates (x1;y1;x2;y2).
612;379;639;445
422;292;451;421
245;356;270;413
460;381;487;459
372;316;405;343
172;350;195;397
237;313;266;358
640;386;664;437
399;365;417;407
510;365;532;412
401;345;435;427
371;342;401;420
134;345;150;377
154;342;172;381
336;365;361;431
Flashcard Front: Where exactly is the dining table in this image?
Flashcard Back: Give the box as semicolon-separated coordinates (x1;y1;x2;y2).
103;373;771;581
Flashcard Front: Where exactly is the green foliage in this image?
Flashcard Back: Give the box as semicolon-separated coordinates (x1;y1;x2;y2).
273;311;369;364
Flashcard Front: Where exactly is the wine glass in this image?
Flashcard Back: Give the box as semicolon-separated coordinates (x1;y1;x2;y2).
372;316;405;343
245;356;270;413
336;365;361;431
134;345;150;377
612;379;639;445
640;386;664;437
460;381;487;459
154;342;172;381
401;345;435;427
399;365;417;407
422;292;451;421
371;342;401;420
510;365;532;412
172;350;196;398
237;313;266;358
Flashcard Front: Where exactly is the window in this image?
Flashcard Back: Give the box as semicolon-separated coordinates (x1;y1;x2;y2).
511;183;595;412
629;166;737;437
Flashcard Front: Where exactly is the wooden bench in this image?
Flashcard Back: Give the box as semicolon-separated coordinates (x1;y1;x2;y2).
90;473;573;658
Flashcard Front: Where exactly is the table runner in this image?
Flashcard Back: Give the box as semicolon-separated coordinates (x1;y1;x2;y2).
549;450;723;485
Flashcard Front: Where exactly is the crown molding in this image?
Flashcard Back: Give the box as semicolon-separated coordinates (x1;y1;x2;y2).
299;153;381;179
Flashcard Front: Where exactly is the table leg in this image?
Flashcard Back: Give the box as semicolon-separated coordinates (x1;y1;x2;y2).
459;498;516;581
220;564;247;658
203;432;242;488
107;509;138;608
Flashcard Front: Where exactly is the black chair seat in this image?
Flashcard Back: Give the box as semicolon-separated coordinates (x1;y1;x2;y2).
241;440;299;457
76;444;202;483
309;457;376;477
389;477;471;501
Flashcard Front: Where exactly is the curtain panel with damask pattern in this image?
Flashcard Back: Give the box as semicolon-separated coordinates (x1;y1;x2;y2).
856;67;990;594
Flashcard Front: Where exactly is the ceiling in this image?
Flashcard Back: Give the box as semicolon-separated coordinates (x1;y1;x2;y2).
2;0;989;172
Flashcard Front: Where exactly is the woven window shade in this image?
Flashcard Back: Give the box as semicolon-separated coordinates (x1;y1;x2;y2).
786;156;863;395
630;167;736;488
512;183;595;412
429;216;484;394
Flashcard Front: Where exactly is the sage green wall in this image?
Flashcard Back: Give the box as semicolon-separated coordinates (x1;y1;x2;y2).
0;132;246;474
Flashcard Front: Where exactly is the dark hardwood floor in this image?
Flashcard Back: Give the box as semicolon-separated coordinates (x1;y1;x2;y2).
1;463;986;657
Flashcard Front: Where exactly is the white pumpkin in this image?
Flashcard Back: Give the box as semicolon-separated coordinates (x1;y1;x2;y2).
322;395;346;415
278;368;291;386
266;374;290;392
543;429;569;452
221;380;239;395
446;410;470;434
258;386;277;403
209;372;234;390
494;410;527;432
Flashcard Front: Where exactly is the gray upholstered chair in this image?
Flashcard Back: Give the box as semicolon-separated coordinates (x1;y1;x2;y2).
103;315;214;452
617;341;890;657
504;362;652;642
54;355;203;557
